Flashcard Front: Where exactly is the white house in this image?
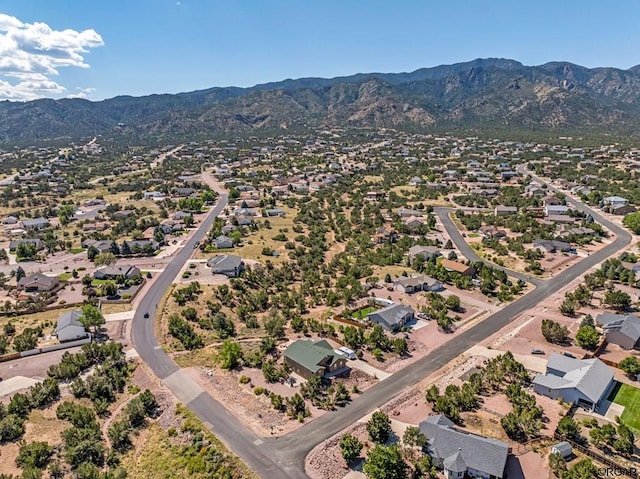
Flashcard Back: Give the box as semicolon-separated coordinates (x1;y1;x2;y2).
54;310;88;342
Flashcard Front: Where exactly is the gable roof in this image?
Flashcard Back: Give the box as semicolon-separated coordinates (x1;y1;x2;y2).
596;313;640;345
55;310;85;333
419;414;509;478
367;304;414;329
533;353;614;403
284;339;343;375
18;272;59;289
440;259;474;274
207;254;242;270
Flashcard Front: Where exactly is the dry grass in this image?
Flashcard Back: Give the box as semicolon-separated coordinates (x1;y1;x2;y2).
0;306;78;339
101;303;133;315
121;409;257;479
224;206;300;265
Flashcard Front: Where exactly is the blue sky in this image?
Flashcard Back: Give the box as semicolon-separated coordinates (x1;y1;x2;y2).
1;0;638;101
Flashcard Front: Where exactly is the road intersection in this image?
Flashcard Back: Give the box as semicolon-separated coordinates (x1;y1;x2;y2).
131;171;632;478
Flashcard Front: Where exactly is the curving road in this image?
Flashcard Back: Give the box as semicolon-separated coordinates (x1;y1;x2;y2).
434;207;543;286
132;168;632;479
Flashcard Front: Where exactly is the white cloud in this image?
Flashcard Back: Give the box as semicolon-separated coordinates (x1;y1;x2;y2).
67;86;96;99
0;14;103;101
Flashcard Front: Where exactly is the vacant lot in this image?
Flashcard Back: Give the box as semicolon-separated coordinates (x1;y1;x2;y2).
608;382;640;432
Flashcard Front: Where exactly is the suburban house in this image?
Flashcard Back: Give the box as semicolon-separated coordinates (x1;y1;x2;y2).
532;239;573;254
611;204;636;215
602;196;629;209
396;207;423;218
9;238;43;252
478;225;506;239
284;339;348;380
54;310;89;342
440;259;476;276
173;211;193;221
82;239;115;254
494;205;517;217
18;273;61;293
545;204;570;216
214;235;234;249
372;227;399;244
408;245;442;262
596;313;640;350
122;239;159;254
403;216;426;229
94;265;141;280
208;254;244;277
533;353;615;411
367;303;415;331
265;208;285;217
419;414;509;479
394;275;443;294
20;217;50;230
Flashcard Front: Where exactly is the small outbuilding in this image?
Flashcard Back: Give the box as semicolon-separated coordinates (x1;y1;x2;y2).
551;441;573;459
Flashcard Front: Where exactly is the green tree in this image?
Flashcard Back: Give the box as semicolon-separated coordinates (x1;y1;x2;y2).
80;304;104;334
445;295;461;311
93;252;117;266
575;325;599;350
339;434;363;464
541;319;570;344
556;416;580;440
603;290;631;310
363;444;408;479
218;339;242;370
367;411;392;444
15;441;52;469
619;356;640;378
623;212;640;234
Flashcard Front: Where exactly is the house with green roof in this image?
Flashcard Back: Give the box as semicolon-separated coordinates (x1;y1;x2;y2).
284;339;348;380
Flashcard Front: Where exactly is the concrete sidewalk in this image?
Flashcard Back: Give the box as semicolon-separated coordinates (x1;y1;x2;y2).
0;376;40;397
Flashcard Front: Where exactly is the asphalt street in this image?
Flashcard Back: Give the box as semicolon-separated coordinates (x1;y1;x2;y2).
132;171;632;478
274;173;632;471
131;195;307;479
434;207;543;286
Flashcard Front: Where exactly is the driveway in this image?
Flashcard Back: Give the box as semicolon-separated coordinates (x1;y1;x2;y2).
349;359;391;381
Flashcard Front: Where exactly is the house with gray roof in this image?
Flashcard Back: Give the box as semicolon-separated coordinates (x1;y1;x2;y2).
214;235;234;249
533;353;615;411
9;238;43;252
20;217;50;230
419;414;509;479
54;310;89;342
18;273;60;293
408;245;442;262
284;339;348;380
207;254;244;277
367;304;415;331
94;265;141;280
533;239;573;254
596;313;640;350
394;275;443;294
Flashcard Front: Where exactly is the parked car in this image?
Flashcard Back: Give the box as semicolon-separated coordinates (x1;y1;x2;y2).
562;352;576;358
531;349;545;355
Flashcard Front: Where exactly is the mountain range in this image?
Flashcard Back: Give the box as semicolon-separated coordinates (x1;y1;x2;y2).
3;58;640;144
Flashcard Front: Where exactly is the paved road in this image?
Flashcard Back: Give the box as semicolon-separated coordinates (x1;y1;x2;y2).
133;167;632;478
131;195;306;479
273;175;632;472
434;207;543;286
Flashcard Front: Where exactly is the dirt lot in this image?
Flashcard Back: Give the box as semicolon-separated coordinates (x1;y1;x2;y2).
183;351;378;437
